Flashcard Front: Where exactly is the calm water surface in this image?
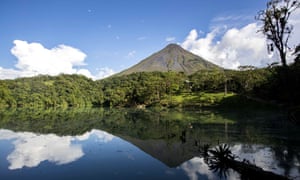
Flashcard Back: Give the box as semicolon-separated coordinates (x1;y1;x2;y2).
0;108;299;180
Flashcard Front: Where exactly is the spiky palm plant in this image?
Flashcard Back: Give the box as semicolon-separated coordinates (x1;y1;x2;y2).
207;144;235;178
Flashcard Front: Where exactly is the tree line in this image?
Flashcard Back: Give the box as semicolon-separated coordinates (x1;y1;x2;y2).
1;62;299;109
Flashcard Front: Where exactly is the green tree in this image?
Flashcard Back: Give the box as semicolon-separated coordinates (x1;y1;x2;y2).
256;0;300;66
0;81;16;107
189;70;226;92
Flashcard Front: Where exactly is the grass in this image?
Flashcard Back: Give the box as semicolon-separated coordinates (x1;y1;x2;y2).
155;91;276;109
159;92;235;108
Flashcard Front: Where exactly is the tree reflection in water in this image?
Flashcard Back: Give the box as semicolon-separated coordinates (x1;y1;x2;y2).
203;144;235;178
201;144;291;180
0;108;299;179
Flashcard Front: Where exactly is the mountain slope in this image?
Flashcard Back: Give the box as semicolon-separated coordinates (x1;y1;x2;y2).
118;44;221;76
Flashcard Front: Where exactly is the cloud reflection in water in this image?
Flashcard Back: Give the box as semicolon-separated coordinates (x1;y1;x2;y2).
0;129;114;170
180;157;218;180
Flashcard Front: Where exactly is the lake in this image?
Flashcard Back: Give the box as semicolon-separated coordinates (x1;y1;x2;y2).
0;107;299;180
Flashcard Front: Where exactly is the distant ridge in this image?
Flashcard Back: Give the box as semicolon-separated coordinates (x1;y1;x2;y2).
117;44;221;76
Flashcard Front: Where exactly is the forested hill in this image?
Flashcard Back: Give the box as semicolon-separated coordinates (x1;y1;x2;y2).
117;44;221;76
2;64;299;109
0;74;104;108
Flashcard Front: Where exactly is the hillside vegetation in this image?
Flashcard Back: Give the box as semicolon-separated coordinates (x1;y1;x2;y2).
1;63;299;109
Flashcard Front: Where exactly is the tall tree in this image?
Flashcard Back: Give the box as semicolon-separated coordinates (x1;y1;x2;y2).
256;0;300;67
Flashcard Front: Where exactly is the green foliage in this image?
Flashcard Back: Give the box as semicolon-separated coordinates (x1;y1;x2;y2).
101;71;188;107
189;70;226;92
0;81;16;108
226;68;272;94
0;65;299;108
254;63;300;105
0;74;103;108
188;69;272;95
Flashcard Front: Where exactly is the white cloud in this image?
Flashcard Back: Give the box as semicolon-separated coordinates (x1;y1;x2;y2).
95;67;116;79
166;37;176;42
181;24;271;69
0;40;90;79
12;40;87;73
181;29;218;62
0;129;114;170
0;67;23;79
77;69;94;78
181;10;300;69
0;40;116;80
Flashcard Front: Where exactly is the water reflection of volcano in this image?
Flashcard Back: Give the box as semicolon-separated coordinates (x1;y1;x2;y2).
120;136;199;167
120;136;300;179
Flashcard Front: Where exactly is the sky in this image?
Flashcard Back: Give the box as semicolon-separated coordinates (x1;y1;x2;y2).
0;0;299;80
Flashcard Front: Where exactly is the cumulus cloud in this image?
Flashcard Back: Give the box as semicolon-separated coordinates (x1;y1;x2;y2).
0;40;116;80
0;129;114;170
95;67;116;79
11;40;87;74
181;10;300;69
0;67;24;80
181;24;271;69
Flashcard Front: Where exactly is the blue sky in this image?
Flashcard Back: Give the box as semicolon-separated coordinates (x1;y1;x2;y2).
0;0;299;79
